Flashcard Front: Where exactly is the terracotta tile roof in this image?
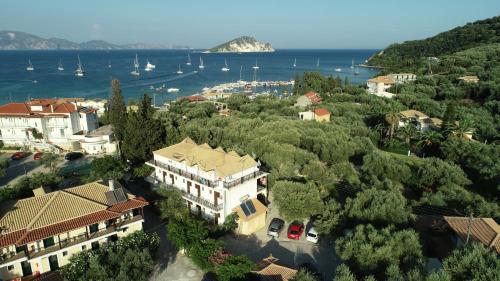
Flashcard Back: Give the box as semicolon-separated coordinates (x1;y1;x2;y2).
304;92;322;104
368;75;395;84
153;138;257;178
0;181;149;247
444;216;500;254
0;100;78;117
313;108;330;116
256;256;297;281
399;109;428;119
186;95;206;102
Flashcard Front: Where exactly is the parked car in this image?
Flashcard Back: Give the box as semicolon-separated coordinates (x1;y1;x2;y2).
11;151;28;160
267;218;285;238
287;221;304;240
306;227;319;243
33;152;44;160
64;151;84;161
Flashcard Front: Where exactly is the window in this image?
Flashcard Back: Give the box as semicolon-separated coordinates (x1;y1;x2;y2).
63;251;68;256
60;129;64;137
89;223;99;234
81;245;87;250
43;237;55;248
7;265;14;271
122;227;129;233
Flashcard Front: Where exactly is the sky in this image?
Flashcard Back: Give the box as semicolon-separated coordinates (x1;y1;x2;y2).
1;0;499;49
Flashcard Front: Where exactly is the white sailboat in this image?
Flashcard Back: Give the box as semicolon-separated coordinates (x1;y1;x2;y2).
238;66;243;82
221;59;230;72
351;59;355;69
176;64;183;74
130;54;140;76
75;54;85;77
293;58;296;68
26;59;34;71
252;59;259;70
198;57;205;69
57;59;64;71
186;53;192;66
108;60;112;68
335;68;342;72
145;60;155;72
316;59;320;68
167;88;179;93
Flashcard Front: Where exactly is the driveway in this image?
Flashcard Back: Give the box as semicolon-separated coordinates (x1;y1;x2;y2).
126;180;205;281
220;194;339;281
0;154;46;186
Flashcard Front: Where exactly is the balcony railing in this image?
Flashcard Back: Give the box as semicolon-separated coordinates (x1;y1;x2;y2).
223;170;267;189
147;160;218;188
0;215;144;262
152;178;223;211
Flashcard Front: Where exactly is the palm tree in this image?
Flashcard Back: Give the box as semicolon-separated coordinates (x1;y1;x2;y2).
399;124;418;146
385;111;400;139
417;131;443;149
453;118;474;140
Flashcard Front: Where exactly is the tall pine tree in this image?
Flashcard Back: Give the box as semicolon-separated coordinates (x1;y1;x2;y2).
108;79;127;142
122;94;165;163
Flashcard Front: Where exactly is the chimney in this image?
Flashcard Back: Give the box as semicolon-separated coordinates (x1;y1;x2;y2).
109;179;115;191
50;104;54;112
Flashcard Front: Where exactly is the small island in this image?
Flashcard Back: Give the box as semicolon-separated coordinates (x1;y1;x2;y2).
207;36;275;53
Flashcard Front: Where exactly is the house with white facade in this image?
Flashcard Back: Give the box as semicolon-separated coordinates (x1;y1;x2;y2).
399;110;443;132
367;76;395;98
69;125;117;155
146;138;268;226
0;180;148;280
0;99;98;151
389;73;417;84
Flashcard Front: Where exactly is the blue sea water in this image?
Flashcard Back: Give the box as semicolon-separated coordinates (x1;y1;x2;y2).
0;49;379;105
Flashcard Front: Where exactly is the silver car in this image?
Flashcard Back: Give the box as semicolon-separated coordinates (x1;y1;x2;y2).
267;218;285;238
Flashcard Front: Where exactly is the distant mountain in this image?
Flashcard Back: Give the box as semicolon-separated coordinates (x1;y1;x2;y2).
208;36;274;53
0;31;171;50
367;16;500;69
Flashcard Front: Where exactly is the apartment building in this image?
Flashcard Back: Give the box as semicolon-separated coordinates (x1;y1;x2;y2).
147;138;268;225
0;181;148;280
0;99;98;150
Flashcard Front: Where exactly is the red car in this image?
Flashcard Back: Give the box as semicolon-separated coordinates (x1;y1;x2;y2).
287;222;304;240
11;152;28;160
34;152;44;160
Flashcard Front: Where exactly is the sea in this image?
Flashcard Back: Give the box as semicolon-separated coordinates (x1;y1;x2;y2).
0;49;379;105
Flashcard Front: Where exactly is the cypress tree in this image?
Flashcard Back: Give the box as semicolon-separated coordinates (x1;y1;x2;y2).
108;79;127;142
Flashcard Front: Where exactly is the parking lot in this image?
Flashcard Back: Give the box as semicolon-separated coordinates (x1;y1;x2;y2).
220;194;339;281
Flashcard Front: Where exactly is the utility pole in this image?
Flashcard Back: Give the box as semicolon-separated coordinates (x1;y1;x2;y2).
465;212;473;245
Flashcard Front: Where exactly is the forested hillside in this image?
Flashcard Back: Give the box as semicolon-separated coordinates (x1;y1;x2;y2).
367;16;500;71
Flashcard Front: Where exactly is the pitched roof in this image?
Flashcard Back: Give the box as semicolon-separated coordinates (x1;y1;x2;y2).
368;75;395;84
313;108;330;116
0;181;148;247
444;216;500;254
256;255;297;281
304;92;322;103
399;109;429;119
186;95;206;102
153;138;257;178
0;99;79;117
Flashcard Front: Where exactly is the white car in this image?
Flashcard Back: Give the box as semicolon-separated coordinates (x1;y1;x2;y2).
306;227;319;243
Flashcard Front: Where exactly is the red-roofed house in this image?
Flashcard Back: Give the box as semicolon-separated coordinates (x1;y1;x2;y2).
295;92;323;107
0;99;98;150
0;180;148;280
299;108;330;122
185;95;206;103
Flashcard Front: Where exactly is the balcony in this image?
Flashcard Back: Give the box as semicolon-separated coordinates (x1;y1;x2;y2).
153;178;223;211
0;250;27;264
147;160;218;188
19;216;144;260
223;170;267;189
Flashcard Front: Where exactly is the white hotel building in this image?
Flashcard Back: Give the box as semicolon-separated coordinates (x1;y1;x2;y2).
147;138;268;225
0;99;117;153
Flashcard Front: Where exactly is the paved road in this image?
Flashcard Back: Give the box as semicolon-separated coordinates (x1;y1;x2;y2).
220;194;339;281
0;154;46;186
126;180;205;281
